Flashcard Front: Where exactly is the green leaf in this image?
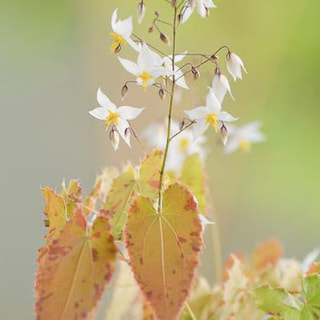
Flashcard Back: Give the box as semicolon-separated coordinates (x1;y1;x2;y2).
180;153;207;216
35;211;117;320
102;166;136;240
253;286;301;320
138;149;163;202
302;274;320;318
126;183;203;320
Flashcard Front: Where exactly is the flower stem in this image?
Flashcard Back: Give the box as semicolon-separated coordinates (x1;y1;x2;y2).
157;6;178;212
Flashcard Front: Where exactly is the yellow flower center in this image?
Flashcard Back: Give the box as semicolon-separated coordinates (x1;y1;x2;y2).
205;113;218;132
109;32;127;52
179;137;190;154
105;111;120;127
240;140;251;151
138;71;154;91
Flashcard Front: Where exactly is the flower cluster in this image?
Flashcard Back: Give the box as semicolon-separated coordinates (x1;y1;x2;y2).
89;5;265;166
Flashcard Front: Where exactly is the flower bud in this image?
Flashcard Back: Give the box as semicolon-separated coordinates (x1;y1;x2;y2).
160;33;170;45
179;119;185;130
159;88;166;100
191;66;200;80
220;124;228;146
121;84;128;100
178;13;183;23
137;1;146;24
148;26;154;33
109;128;120;151
154;11;160;18
226;52;247;81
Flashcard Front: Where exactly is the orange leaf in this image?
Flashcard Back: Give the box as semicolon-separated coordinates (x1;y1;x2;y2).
41;188;67;243
126;183;203;320
252;239;283;271
35;211;117;320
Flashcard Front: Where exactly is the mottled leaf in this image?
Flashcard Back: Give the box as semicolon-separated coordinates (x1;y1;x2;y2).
138;149;163;202
253;286;300;320
102;166;136;240
35;211;117;320
126;183;203;320
252;239;283;271
180;153;207;216
41;188;67;242
64;180;82;218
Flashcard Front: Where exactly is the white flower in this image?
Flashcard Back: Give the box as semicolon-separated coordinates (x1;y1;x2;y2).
118;43;169;90
110;9;138;53
225;121;265;154
163;53;189;90
185;88;238;140
211;73;234;103
141;119;206;172
226;52;247;81
181;0;216;23
89;88;144;148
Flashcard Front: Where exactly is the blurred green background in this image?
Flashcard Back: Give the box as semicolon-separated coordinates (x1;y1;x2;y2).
1;0;319;318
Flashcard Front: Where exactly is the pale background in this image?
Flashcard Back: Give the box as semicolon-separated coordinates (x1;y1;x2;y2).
1;0;319;318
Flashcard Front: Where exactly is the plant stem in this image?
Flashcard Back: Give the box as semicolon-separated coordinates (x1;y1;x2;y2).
185;302;197;320
157;6;178;212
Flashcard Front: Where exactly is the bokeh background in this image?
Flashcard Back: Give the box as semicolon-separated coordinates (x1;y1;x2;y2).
1;0;319;318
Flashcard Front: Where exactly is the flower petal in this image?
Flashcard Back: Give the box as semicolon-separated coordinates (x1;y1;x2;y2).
97;88;116;111
192;119;209;140
117;106;144;120
89;107;108;120
217;111;238;122
116;118;131;147
118;57;140;76
111;9;118;31
206;89;221;113
185;106;208;120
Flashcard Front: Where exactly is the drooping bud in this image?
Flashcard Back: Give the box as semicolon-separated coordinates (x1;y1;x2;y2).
220;124;228;146
226;52;247;81
179;119;185;131
137;1;146;24
160;33;170;45
177;13;183;23
191;66;200;80
159;88;166;100
109;128;120;151
148;26;154;33
121;84;128;100
124;127;131;140
154;11;160;18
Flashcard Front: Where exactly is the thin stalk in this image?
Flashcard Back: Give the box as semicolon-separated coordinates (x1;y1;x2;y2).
157;6;178;212
185;302;197;320
210;208;223;282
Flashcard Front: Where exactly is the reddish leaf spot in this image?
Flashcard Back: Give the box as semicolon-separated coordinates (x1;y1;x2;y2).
184;196;197;211
92;248;98;262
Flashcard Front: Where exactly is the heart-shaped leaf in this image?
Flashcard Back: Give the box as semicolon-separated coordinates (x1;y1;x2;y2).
126;183;203;320
35;211;117;320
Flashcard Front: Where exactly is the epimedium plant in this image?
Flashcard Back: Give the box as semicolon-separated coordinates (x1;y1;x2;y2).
35;1;320;320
